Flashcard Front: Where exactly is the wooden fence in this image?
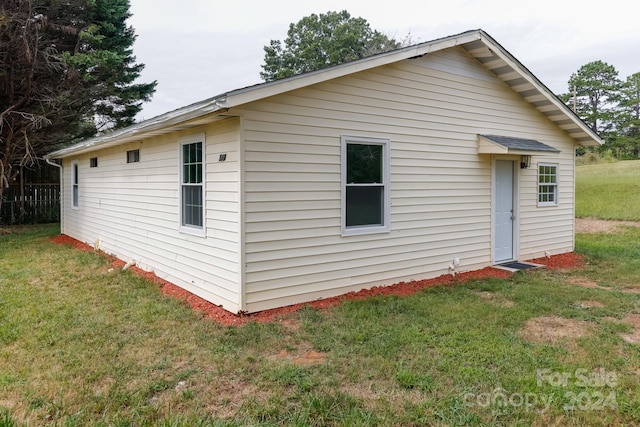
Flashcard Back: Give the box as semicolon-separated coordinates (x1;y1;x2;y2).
1;163;60;225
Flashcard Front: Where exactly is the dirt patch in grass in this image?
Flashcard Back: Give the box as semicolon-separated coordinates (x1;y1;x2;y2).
576;217;640;233
519;316;592;344
620;314;640;345
575;300;605;309
201;378;262;419
472;291;514;307
567;276;640;295
50;233;585;326
567;276;602;289
274;349;327;366
268;340;327;366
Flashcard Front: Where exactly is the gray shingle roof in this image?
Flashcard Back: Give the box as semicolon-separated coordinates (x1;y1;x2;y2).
480;135;561;152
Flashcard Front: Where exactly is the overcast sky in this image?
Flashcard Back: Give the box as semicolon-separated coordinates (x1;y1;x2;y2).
127;0;639;120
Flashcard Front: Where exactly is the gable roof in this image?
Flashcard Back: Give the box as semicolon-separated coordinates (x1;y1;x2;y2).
46;29;602;159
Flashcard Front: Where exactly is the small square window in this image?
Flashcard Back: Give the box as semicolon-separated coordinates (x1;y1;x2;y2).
90;157;98;168
127;149;140;163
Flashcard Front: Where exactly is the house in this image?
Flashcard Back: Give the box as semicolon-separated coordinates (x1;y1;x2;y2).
45;29;602;314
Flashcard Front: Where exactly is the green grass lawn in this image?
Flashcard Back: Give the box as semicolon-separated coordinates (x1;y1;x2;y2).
2;224;640;426
576;160;640;221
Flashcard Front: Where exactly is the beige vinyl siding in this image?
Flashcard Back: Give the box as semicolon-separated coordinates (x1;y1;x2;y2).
518;136;577;259
61;118;242;312
240;46;559;312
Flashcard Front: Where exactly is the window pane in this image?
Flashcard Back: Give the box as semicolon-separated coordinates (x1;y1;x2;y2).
190;164;198;183
195;142;202;162
183;144;190;163
347;144;382;183
182;185;203;227
183;165;190;183
346;186;383;227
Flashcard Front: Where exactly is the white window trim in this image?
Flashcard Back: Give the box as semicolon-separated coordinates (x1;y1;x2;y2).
341;135;391;236
71;161;79;210
179;133;206;236
537;162;559;207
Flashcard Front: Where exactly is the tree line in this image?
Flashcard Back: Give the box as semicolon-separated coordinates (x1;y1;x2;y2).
560;61;640;159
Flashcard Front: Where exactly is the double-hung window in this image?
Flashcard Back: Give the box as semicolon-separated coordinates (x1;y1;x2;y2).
180;134;205;233
72;161;79;209
538;163;558;206
341;135;391;235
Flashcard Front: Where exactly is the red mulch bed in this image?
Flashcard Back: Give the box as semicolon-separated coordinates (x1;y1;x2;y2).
528;252;586;269
50;234;585;326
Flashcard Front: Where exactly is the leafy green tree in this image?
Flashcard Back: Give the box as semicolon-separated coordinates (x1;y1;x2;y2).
562;60;622;137
0;0;155;212
261;10;403;81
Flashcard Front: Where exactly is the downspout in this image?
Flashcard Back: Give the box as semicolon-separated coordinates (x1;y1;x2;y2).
45;157;63;234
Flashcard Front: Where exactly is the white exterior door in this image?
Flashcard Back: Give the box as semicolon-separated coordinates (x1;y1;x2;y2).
495;160;515;262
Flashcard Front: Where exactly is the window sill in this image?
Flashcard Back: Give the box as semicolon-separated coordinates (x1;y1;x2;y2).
341;224;390;237
179;225;206;238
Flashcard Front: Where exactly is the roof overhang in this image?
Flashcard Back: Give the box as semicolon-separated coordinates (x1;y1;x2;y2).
460;32;602;148
46;29;602;160
478;134;561;156
46;100;232;159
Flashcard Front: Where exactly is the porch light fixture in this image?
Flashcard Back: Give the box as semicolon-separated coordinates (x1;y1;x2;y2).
520;155;531;169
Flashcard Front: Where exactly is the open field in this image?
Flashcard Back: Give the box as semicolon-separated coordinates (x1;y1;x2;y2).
2;223;640;426
576;160;640;221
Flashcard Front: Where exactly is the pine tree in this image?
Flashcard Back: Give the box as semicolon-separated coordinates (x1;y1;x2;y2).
563;60;622;136
0;0;156;210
